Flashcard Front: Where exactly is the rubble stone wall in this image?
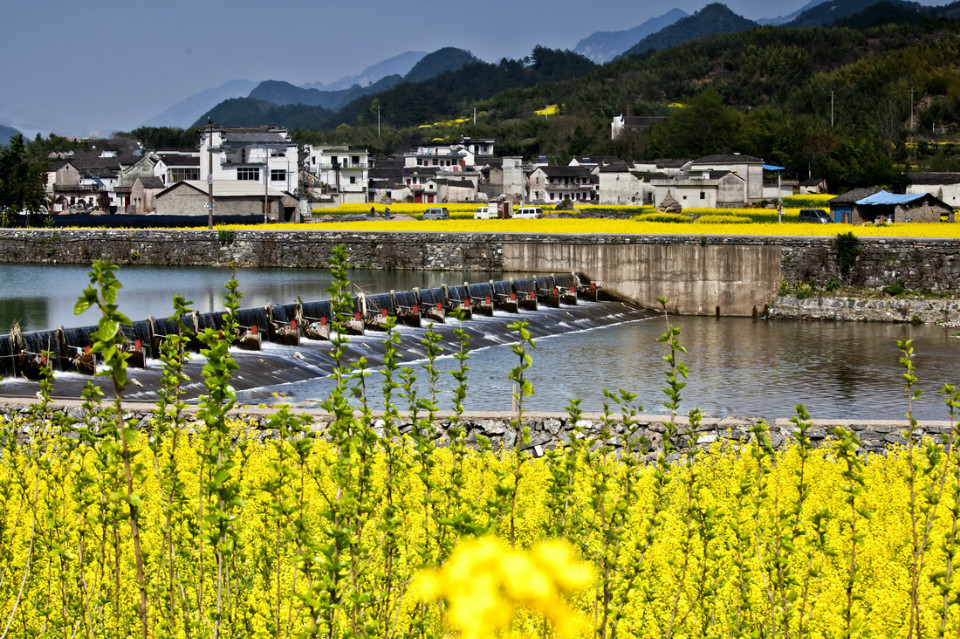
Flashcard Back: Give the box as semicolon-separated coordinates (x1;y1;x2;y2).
0;402;946;459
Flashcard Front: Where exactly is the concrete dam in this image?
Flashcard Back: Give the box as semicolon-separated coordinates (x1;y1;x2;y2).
0;273;655;402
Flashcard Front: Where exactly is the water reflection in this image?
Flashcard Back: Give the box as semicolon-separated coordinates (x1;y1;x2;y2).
237;315;960;422
2;264;958;421
0;296;48;333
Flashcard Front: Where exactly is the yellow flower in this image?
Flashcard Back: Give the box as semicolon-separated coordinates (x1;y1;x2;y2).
414;536;595;638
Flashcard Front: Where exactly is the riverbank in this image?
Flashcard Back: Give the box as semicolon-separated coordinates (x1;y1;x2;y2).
767;293;960;327
1;400;951;458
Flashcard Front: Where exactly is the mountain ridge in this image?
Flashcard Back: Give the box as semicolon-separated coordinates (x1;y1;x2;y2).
622;3;759;57
143;79;261;129
301;51;426;91
573;9;689;63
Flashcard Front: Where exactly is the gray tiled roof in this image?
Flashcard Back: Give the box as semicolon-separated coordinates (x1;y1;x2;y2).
137;176;165;189
537;166;595;177
692;154;763;164
828;187;881;205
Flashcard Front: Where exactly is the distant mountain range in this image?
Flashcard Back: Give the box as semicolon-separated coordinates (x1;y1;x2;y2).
622;3;759;57
144;51;431;129
195;48;481;128
572;9;689;63
300;51;426;92
755;0;829;25
141;0;960;132
244;47;479;114
787;0;932;26
144;79;261;129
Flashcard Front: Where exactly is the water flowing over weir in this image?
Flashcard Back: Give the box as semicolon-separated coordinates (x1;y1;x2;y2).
0;274;656;403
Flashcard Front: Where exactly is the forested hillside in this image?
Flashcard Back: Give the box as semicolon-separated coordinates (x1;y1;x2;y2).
137;14;960;192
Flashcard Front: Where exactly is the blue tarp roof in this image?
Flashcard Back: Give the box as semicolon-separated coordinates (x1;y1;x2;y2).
762;164;785;171
855;190;924;206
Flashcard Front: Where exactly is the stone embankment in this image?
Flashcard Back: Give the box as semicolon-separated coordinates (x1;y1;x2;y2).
768;294;960;327
1;401;951;458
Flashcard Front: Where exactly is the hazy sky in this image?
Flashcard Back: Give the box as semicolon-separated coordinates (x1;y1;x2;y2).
0;0;945;138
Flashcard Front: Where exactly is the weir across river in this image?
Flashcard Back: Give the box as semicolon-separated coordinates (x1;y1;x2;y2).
0;273;655;402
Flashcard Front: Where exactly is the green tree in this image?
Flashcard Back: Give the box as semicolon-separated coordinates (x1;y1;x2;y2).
0;133;48;224
648;88;742;158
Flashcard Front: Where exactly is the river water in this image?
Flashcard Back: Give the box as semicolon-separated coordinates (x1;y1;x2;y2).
1;264;959;421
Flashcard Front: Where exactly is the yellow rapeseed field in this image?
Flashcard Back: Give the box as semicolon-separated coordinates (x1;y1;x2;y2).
231;200;960;237
226;215;960;238
3;411;960;638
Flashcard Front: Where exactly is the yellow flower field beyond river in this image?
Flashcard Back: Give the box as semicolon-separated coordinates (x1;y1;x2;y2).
220;199;960;237
263;216;960;237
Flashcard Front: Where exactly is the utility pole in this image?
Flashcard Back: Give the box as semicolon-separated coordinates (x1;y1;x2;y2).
377;105;381;138
830;91;835;128
909;86;916;131
206;118;214;229
263;148;269;224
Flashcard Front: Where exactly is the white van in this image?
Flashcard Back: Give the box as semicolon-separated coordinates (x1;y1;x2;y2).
474;205;494;219
513;206;544;219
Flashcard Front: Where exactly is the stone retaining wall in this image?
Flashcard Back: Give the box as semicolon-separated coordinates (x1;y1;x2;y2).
768;294;960;326
1;402;950;459
781;237;960;291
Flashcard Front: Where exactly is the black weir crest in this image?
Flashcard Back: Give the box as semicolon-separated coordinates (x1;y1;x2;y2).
0;273;655;401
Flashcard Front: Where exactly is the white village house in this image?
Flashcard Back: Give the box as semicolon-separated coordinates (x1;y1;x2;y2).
199;125;299;195
304;145;369;205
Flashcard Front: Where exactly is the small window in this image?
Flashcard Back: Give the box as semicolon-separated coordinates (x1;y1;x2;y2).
237;168;259;181
349;176;356;184
700;191;706;199
270;169;286;182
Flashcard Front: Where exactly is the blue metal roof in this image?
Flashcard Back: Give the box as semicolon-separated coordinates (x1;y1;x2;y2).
856;190;924;206
762;164;785;171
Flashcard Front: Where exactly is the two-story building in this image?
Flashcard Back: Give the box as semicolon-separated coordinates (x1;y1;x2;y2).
199;125;299;195
527;166;598;203
403;136;494;173
47;150;132;213
304;145;370;204
478;157;525;200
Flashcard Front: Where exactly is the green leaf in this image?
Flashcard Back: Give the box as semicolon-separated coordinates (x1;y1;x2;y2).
74;297;93;315
93;319;120;342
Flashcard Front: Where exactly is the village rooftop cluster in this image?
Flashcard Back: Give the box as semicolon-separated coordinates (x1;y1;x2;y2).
44;124;959;224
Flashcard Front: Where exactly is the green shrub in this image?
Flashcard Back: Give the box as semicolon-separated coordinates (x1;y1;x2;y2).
782;194;835;208
633;212;692;223
695;214;751;224
883;284;907;296
833;232;862;280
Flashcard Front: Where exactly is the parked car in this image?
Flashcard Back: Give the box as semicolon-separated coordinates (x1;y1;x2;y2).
513;206;544;219
798;208;832;223
423;207;450;220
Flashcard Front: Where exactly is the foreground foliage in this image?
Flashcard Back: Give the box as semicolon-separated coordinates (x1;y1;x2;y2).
1;255;960;638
